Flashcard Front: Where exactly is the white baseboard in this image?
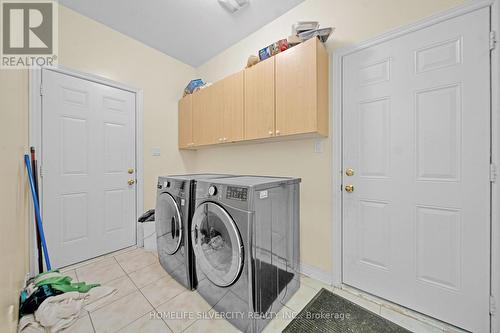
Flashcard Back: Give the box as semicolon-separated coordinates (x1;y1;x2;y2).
300;262;332;285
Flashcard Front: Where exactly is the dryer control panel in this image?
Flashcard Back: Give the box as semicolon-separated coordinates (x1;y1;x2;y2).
226;186;248;201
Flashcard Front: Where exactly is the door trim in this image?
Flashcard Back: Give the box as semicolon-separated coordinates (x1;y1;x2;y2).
28;65;144;276
331;0;498;331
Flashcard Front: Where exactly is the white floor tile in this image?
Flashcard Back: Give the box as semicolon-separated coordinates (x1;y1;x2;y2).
114;247;146;262
284;283;318;312
90;291;153;333
116;250;158;273
128;262;167;288
183;312;241;333
61;255;109;272
262;306;295;333
76;257;126;284
140;276;183;307
155;291;212;333
117;312;172;333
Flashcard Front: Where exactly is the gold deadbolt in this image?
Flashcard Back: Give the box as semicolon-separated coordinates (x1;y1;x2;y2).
345;168;354;177
128;168;134;174
345;184;354;193
128;179;136;185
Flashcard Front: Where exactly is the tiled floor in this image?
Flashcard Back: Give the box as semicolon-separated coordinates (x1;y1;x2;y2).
60;247;464;333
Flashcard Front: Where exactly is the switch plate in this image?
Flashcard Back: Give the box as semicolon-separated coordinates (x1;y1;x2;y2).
151;147;161;156
314;140;323;153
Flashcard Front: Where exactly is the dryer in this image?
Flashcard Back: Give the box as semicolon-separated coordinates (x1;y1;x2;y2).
191;176;301;333
155;174;232;290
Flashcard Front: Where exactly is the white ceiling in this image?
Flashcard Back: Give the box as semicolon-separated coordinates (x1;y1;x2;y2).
59;0;305;67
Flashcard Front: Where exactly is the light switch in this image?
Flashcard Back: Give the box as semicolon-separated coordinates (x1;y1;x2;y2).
151;147;161;156
314;140;323;153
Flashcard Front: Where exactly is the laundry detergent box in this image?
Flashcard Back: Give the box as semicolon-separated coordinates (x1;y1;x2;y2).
184;79;205;95
258;46;271;61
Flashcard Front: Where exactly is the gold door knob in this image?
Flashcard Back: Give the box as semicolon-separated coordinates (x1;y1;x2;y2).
128;168;134;174
345;168;354;177
268;131;274;136
128;179;136;185
345;184;354;193
276;130;281;136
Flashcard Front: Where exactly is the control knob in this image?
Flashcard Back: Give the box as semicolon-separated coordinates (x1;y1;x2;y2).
208;186;217;196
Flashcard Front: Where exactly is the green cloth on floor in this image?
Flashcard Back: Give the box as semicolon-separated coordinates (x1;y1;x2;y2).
35;271;100;293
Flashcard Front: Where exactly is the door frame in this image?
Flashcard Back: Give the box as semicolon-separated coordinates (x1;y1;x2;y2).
331;0;499;331
28;65;144;275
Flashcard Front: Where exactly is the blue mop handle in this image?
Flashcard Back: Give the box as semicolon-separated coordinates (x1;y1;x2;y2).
24;155;52;271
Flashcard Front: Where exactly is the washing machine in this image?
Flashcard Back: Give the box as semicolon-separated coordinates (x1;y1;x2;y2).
155;174;233;290
191;176;301;333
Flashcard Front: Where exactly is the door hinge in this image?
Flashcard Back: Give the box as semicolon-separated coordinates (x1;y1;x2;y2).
491;296;496;315
490;31;497;51
491;163;497;183
39;85;43;96
39;164;43;178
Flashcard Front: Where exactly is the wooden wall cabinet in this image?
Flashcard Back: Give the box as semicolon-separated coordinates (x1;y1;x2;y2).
244;57;275;140
221;71;244;143
193;83;220;146
179;38;328;149
275;37;329;137
191;71;244;147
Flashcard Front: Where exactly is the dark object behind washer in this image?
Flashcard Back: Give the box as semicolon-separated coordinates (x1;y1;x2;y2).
284;288;412;333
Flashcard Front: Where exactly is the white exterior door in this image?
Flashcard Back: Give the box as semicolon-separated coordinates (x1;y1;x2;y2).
41;69;137;268
342;8;491;333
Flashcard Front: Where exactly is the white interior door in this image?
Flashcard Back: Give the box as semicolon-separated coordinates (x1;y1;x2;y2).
342;8;491;333
41;69;137;268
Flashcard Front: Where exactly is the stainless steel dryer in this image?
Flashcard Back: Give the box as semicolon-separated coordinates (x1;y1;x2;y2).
191;176;301;333
155;174;233;290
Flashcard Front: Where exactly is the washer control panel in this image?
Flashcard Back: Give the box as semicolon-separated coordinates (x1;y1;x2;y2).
226;186;248;201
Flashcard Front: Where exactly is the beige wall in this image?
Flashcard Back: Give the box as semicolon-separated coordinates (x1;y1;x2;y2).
193;0;466;275
0;6;195;331
0;69;30;333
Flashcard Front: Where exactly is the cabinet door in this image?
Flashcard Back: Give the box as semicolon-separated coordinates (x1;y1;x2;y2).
275;38;318;136
221;71;244;142
178;95;193;148
193;84;221;146
244;58;275;140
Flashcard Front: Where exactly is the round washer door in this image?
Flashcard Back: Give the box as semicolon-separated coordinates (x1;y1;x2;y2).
191;202;243;287
156;192;182;255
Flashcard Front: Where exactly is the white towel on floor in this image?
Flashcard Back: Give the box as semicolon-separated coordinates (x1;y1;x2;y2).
18;286;117;333
18;314;46;333
34;292;86;332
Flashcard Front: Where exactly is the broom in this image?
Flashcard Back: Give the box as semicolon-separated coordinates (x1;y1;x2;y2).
24;154;51;271
30;147;44;273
